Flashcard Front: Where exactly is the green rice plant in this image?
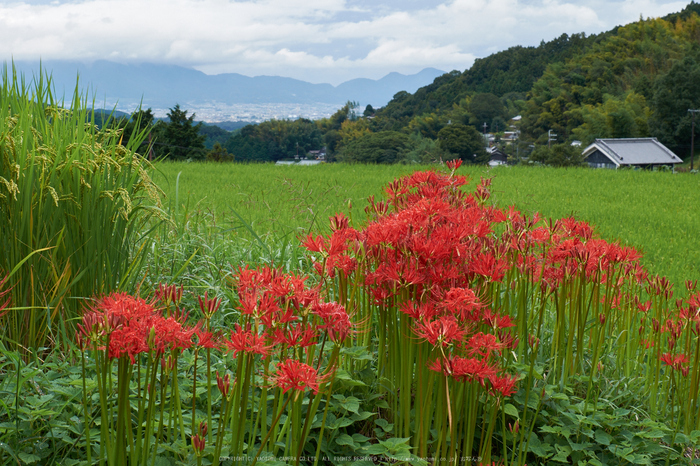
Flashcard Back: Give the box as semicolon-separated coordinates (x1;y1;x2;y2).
0;64;161;353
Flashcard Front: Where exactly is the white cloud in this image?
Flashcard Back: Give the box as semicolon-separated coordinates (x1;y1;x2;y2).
0;0;690;83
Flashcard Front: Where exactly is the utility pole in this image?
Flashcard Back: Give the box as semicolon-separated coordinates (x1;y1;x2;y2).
689;109;699;171
483;122;488;148
548;129;557;149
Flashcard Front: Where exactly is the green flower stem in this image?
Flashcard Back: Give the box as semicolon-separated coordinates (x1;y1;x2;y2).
212;383;236;466
192;348;198;437
80;349;92;466
313;382;334;466
141;354;160;465
250;392;292;466
206;348;213;443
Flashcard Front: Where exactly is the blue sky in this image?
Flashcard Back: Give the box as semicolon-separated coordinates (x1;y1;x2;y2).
0;0;689;84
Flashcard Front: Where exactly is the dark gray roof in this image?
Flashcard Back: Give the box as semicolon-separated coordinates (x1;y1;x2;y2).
583;138;682;166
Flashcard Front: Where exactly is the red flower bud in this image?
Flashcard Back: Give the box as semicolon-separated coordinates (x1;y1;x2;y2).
217;371;231;398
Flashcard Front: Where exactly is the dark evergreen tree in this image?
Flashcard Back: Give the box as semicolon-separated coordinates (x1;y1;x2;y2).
437;124;488;163
206;142;234;162
469;93;505;128
651;53;700;157
154;104;206;160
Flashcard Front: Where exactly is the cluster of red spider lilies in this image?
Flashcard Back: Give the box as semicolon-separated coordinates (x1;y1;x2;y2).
75;161;700;465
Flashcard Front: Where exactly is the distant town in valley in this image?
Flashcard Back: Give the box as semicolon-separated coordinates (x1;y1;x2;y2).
146;102;346;123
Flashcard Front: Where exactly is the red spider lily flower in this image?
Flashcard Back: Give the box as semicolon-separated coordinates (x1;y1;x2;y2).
155;283;183;306
445;158;462;171
528;334;539;350
498;329;519;350
77;310;107;344
413;316;465;347
560;217;593;241
0;273;11;319
646;276;674;300
374;257;425;288
194;325;222;350
467;332;505;358
432;356;498;384
482;309;515;330
312;301;353;343
155;318;196;353
326;254;358;277
469;252;507;282
474;177;492;203
399;301;436;321
225;324;272;357
442;287;482;322
599;313;606;325
270;323;317;348
191;434;205;456
258;292;284;317
488;373;518;397
94;293;156;326
660;352;689;372
191;421;208;456
509;420;520;434
161;354;176;372
688;292;700;312
365;195;389;217
237;291;257;316
87;293;182;363
271;359;322;394
301;234;328;254
329;213;350;231
636;299;652;313
640;339;654;349
75;330;89;351
529;227;550;244
197;291;221;320
216;371;232;398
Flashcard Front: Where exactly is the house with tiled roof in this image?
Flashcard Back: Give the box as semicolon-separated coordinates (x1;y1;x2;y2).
583;138;683;169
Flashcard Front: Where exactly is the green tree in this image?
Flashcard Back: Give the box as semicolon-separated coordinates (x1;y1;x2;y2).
207;142;234;162
199;124;230;149
469;93;505;128
403;133;448;164
154;104;206;160
337;131;412;164
571;92;651;145
437;124;488;163
651;53;700;157
530;143;585;166
225;128;269;162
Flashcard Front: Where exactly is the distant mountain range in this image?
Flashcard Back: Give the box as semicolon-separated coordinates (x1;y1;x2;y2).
8;60;445;113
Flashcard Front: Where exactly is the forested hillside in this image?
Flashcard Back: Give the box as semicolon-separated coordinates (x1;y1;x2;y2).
120;2;700;165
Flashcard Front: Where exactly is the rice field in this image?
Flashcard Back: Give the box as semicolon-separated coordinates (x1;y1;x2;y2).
152;162;700;292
